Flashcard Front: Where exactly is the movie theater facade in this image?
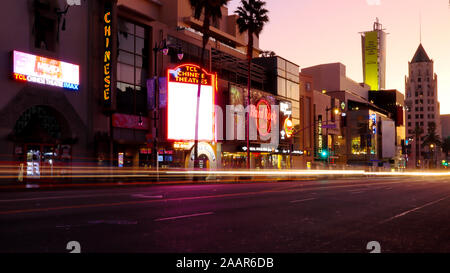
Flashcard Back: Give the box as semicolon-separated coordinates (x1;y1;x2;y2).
0;0;303;170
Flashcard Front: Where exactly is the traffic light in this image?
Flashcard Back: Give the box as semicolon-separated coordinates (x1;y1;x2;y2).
442;160;448;167
320;150;328;159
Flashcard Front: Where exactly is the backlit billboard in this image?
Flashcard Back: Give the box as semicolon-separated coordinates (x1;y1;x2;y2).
363;31;379;90
13;50;79;90
167;64;215;141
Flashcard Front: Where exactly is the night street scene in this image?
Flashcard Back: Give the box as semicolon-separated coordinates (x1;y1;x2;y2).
1;0;450;268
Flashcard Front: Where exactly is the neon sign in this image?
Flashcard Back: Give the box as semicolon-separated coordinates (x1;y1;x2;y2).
255;99;271;136
167;64;216;141
284;117;293;138
318;115;323;154
249;98;277;137
13;50;79;90
103;2;112;106
168;64;213;85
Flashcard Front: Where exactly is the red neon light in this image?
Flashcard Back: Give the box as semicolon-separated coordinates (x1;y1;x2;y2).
256;99;271;136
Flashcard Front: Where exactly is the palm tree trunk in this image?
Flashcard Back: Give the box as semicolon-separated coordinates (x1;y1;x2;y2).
246;34;253;169
194;39;207;168
193;16;210;168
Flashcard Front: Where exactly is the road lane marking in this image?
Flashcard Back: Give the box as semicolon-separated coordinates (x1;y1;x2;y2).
131;194;163;199
290;198;316;203
379;195;450;224
154;212;213;222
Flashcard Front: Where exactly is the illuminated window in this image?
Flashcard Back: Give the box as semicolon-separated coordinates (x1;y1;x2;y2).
351;137;365;155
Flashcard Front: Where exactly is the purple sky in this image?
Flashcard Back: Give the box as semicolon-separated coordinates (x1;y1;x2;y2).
227;0;450;115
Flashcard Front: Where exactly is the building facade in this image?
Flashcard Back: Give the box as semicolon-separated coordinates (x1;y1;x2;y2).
441;114;450;139
302;62;399;170
298;73;314;169
0;0;93;178
405;44;442;169
0;0;307;173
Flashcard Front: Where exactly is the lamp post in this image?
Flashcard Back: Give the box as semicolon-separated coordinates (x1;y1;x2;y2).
151;39;183;171
430;143;435;169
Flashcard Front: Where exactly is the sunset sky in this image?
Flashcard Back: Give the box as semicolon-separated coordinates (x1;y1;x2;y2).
227;0;450;114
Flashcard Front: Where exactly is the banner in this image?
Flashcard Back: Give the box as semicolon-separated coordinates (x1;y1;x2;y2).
364;31;379;90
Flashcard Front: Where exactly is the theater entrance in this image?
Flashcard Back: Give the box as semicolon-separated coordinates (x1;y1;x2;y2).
12;105;73;179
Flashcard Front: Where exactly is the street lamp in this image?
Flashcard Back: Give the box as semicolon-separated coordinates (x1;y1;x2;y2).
430;143;435;169
151;39;183;171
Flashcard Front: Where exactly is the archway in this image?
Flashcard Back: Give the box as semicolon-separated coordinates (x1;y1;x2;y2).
12;105;73;177
187;142;217;169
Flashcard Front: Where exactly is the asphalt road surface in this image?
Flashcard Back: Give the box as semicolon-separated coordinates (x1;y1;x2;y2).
1;176;450;253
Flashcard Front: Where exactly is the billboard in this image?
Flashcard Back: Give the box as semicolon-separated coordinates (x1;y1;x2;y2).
382;120;395;158
13;50;79;90
364;31;379;90
167;64;215;141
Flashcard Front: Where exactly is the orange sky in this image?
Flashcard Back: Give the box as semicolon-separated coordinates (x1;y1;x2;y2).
228;0;450;115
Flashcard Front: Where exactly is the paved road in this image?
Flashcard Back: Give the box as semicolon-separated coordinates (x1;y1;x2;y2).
1;176;450;253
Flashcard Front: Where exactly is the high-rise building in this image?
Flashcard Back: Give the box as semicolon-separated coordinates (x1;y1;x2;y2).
361;18;387;90
405;44;442;168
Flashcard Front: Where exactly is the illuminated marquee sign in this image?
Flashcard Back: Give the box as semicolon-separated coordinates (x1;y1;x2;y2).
103;2;112;106
167;64;216;141
13;50;79;90
173;142;194;150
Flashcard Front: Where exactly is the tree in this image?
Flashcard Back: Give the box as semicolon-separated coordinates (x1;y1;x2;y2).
413;125;424;168
189;0;230;167
443;136;450;158
422;122;442;168
235;0;269;168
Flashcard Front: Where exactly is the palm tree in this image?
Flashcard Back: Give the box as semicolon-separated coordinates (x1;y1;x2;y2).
443;136;450;158
422;122;442;168
189;0;230;168
413;125;424;168
235;0;269;168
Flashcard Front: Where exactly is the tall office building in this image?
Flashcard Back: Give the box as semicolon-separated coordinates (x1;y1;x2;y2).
361;18;387;90
405;44;442;168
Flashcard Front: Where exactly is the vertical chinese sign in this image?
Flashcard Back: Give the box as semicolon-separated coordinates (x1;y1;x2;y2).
103;1;112;107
